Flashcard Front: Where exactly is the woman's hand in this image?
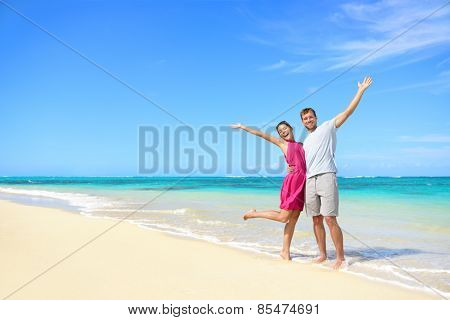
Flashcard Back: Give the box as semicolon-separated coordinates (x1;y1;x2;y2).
230;123;245;129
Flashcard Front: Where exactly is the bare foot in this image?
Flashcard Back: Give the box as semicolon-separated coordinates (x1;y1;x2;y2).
280;251;292;261
313;255;327;264
243;209;256;220
332;259;345;270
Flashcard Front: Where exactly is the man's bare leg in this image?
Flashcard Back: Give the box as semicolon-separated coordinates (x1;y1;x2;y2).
312;215;327;263
280;210;300;260
325;216;345;269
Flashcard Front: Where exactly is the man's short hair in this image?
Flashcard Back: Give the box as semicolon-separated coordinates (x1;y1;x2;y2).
300;107;317;118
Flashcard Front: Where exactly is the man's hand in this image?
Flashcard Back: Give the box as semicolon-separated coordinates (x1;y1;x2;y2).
357;76;373;92
335;76;373;128
287;165;295;173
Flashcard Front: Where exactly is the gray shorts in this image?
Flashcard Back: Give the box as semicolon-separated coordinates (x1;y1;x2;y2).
305;172;339;217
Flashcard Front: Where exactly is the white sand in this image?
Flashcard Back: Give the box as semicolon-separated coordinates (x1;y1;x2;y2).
0;200;435;299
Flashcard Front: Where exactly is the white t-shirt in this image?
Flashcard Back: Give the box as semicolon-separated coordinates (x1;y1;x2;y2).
303;118;338;178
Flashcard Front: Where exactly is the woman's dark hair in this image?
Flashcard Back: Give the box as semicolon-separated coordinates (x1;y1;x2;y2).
276;120;293;133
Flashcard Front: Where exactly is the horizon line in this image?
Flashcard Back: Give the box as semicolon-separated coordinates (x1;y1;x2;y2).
1;175;450;178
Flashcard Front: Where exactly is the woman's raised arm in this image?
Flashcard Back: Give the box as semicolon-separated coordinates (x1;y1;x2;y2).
231;123;284;148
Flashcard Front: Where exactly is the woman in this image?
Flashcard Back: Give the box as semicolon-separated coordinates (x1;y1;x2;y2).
231;121;306;260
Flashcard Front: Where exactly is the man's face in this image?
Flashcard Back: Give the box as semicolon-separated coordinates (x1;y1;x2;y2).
301;111;317;131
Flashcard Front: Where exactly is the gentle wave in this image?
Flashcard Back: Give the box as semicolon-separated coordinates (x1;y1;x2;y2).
195;219;229;226
87;208;197;215
352;262;450;275
343;176;377;179
0;187;115;212
342;269;450;299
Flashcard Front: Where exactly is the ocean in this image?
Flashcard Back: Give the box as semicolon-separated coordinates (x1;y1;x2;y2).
0;176;449;298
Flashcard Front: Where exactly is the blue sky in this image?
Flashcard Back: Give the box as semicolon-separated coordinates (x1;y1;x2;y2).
1;0;449;176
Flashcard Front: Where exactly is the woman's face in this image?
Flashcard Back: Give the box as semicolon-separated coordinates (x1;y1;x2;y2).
277;124;293;141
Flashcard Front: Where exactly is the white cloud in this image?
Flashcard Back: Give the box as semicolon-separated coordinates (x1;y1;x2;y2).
327;29;450;70
398;135;450;143
401;146;450;158
340;153;395;160
437;56;450;67
288;60;325;74
250;0;450;72
376;69;450;93
260;59;288;71
327;1;450;70
340;0;450;33
259;59;326;74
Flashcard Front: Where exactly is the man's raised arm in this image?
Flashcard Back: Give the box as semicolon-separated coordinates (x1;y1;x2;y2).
335;76;373;128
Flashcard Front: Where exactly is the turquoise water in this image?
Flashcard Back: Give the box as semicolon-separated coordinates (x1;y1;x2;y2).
0;176;449;298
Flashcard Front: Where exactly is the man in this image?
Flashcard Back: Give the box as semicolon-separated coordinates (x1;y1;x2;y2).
296;76;372;269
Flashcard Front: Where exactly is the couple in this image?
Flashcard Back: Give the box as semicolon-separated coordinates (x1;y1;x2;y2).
232;76;372;269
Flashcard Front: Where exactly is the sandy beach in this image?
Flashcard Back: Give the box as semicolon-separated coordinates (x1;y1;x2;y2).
0;200;436;300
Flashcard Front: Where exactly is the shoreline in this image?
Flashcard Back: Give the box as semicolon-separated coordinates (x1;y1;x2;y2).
0;199;437;299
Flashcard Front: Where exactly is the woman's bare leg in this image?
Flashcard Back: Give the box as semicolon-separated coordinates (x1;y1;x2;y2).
281;210;301;260
243;209;292;223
